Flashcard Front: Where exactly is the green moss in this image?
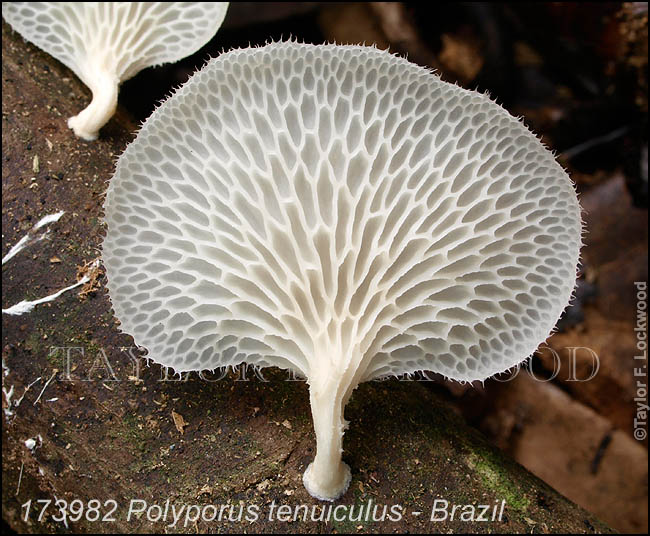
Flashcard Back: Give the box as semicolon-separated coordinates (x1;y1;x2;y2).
330;489;372;533
106;413;153;462
467;452;530;513
25;330;43;354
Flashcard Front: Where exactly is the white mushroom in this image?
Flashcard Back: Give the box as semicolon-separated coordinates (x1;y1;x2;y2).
102;42;582;501
1;2;229;140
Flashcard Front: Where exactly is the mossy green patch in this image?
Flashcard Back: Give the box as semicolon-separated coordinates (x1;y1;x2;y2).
330;489;374;533
25;330;43;354
106;413;153;459
467;452;530;513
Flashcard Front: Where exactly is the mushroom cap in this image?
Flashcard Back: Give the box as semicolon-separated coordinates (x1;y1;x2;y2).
103;42;582;383
1;2;229;86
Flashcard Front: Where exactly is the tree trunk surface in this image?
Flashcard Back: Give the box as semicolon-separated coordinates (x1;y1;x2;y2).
2;22;613;534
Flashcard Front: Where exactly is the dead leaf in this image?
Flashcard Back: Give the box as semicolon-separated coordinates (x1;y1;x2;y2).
145;415;159;432
172;410;188;434
197;484;213;497
281;419;292;430
438;31;484;83
76;259;103;299
49;256;61;264
256;479;271;491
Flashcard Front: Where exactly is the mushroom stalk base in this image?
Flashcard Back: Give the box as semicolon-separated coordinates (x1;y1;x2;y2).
67;72;119;141
303;385;352;501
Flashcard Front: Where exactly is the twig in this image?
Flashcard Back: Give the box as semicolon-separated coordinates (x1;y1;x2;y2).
33;370;57;405
16;461;24;496
561;126;630;161
14;376;42;408
2;276;89;316
2;211;64;265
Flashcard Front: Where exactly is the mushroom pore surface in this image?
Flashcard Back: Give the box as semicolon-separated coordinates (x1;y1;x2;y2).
2;2;229;140
102;42;582;501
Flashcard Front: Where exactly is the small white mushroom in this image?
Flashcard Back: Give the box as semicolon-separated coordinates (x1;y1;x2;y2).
102;42;582;501
2;2;229;140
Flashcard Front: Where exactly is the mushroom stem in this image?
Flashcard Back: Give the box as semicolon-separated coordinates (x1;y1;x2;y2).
67;71;119;141
303;380;352;501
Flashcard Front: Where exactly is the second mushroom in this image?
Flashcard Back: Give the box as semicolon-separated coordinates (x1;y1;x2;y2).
2;2;229;140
